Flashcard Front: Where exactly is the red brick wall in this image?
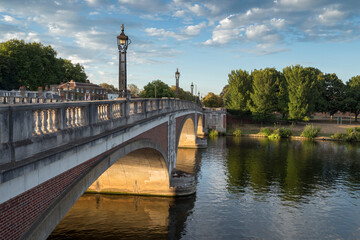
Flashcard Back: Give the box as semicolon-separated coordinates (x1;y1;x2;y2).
0;120;172;239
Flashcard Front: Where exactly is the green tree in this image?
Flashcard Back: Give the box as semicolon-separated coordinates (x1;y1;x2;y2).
283;65;321;120
59;59;87;83
344;75;360;122
316;73;345;115
276;73;289;118
170;85;193;101
100;83;118;92
202;92;223;108
0;39;87;90
249;68;281;121
128;83;139;97
225;69;252;113
140;80;174;98
0;54;18;90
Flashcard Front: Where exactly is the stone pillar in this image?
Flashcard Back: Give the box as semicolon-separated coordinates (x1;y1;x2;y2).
167;114;176;174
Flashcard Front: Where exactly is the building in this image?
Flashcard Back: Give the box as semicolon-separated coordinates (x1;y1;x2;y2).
50;80;107;101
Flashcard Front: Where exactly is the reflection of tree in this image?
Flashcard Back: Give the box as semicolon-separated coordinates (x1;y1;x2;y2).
225;137;360;203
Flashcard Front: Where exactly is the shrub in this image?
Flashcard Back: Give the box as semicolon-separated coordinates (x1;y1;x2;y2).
209;129;219;137
301;125;320;139
348;130;360;142
259;127;273;136
233;129;242;137
355;127;360;133
268;129;280;140
331;133;348;141
346;128;353;134
279;127;292;138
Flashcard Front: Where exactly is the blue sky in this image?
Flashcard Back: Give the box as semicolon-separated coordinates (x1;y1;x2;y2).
1;0;360;96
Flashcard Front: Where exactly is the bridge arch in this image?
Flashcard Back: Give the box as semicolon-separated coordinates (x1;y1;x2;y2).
197;115;204;136
26;139;173;240
177;115;196;149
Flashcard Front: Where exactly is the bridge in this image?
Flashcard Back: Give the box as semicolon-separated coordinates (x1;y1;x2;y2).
0;98;205;240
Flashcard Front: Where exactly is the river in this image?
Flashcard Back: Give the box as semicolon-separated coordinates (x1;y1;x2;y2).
48;137;360;239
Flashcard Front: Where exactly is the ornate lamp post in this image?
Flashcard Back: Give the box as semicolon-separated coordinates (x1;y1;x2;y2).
198;91;200;104
117;24;131;98
190;82;194;101
175;68;180;98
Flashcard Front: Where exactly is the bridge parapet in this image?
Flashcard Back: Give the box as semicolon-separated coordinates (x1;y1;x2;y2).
0;98;201;167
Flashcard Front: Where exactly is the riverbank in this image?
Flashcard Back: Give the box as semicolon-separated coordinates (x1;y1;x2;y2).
226;121;360;140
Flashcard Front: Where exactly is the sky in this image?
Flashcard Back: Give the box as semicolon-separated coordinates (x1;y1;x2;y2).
1;0;360;96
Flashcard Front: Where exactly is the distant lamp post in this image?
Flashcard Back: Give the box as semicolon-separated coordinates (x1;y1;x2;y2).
175;68;180;98
190;82;194;100
198;91;200;103
117;24;131;98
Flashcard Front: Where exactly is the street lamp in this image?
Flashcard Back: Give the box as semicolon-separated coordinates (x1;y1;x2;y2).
190;82;194;98
117;24;131;98
198;91;200;104
175;68;180;98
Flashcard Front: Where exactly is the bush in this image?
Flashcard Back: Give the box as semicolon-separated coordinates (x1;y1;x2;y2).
268;129;280;140
355;127;360;133
346;128;353;134
259;127;273;136
348;130;360;141
331;133;348;141
279;127;292;138
301;125;320;139
209;129;219;137
233;129;242;137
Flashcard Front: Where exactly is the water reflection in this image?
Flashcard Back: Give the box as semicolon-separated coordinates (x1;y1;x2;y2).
49;137;360;239
226;137;360;203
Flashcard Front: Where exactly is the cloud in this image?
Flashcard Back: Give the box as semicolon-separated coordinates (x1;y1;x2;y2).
318;6;345;25
145;27;188;40
184;22;207;36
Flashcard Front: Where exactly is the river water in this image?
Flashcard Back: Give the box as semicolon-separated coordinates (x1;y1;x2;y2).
49;137;360;239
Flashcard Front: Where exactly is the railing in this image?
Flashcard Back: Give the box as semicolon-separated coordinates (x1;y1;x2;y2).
0;98;202;165
0;96;60;104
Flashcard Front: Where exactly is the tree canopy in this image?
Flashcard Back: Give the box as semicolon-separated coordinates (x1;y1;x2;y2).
224;69;252;113
140;80;174;98
0;39;87;91
202;92;223;108
249;68;281;121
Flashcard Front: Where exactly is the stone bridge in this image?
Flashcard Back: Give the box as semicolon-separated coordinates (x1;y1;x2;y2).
0;98;205;240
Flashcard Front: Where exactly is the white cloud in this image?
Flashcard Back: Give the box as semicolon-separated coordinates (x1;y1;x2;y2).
184;22;207;36
68;54;93;65
246;24;270;40
145;27;188;41
318;7;345;25
3;15;15;23
270;18;285;29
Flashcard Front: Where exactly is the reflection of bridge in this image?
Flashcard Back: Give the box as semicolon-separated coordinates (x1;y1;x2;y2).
0;98;205;240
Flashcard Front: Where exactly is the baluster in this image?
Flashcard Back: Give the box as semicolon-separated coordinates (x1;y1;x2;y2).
48;109;55;132
37;110;43;134
33;111;39;135
41;109;48;133
66;108;71;127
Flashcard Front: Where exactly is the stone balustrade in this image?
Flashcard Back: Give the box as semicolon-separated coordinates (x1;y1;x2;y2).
0;96;61;104
0;98;202;166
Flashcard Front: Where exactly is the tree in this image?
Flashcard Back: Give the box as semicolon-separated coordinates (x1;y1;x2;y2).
202;92;223;108
170;86;193;101
344;75;360;121
316;73;345;115
139;80;174;98
248;68;281;121
0;54;18;90
0;39;87;90
220;84;229;104
224;69;252;113
59;59;87;83
100;83;118;92
128;84;139;97
283;65;320;121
